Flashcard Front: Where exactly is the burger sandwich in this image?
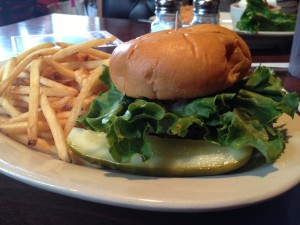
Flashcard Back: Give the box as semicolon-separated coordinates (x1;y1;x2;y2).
67;24;299;176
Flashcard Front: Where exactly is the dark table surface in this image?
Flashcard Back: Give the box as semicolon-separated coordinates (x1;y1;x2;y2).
0;13;300;225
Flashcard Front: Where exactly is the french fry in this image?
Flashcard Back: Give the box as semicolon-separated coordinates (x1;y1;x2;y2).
0;97;22;117
1;57;17;98
0;106;8;115
56;111;71;119
0;115;9;122
1;57;17;81
47;59;76;80
56;42;112;59
0;38;111;165
61;59;109;70
0;42;54;81
11;94;30;104
0;120;50;135
82;95;97;109
0;48;59;95
4;111;30;123
9;99;29;109
37;131;54;140
16;42;55;63
40;64;55;78
11;134;58;156
21;71;79;94
50;96;73;111
11;86;78;97
0;67;4;81
39;75;78;94
74;69;86;87
64;64;104;136
27;58;42;146
52;37;115;61
40;92;71;162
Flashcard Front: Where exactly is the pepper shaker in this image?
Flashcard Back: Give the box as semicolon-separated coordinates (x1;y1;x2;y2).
151;0;181;32
190;0;220;25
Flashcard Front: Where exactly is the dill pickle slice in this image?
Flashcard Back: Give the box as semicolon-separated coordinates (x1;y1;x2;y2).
67;127;253;176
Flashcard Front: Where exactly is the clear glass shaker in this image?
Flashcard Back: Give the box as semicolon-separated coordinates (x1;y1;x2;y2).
190;0;220;25
151;0;181;32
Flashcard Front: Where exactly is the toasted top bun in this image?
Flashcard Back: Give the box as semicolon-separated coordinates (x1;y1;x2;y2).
109;24;252;100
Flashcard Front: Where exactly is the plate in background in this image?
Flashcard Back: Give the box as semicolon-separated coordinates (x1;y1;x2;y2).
219;12;294;49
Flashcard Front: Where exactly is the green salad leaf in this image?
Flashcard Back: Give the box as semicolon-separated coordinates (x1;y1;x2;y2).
236;0;296;33
77;66;299;163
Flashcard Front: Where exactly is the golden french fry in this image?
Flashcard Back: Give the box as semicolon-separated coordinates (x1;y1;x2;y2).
76;52;99;61
0;48;59;95
0;38;112;165
64;64;104;136
40;64;55;78
39;75;78;94
0;97;22;117
4;111;29;123
16;42;55;63
11;134;58;157
81;48;111;59
28;58;42;146
56;42;111;59
74;69;86;87
37;131;54;140
40;92;71;162
11;94;29;104
58;118;68;126
61;59;109;70
4;110;44;125
52;37;115;61
1;57;17;98
0;67;4;81
50;96;73;111
0;115;8;123
9;100;29;109
56;111;71;119
46;96;61;102
0;121;28;134
0;120;50;135
0;106;8;115
0;42;53;82
47;59;76;80
82;95;97;110
1;57;17;81
11;86;78;97
21;71;78;94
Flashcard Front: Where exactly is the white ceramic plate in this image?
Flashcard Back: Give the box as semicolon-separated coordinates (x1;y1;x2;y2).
218;12;294;49
0;114;300;212
235;30;294;36
219;12;294;35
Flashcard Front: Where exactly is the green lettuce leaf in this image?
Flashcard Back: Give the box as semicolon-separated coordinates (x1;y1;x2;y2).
78;66;299;163
236;0;296;33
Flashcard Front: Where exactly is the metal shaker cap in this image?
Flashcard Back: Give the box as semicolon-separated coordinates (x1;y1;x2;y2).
193;0;220;15
155;0;180;14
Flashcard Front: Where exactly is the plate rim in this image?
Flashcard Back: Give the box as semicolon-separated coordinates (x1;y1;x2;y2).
0;114;300;212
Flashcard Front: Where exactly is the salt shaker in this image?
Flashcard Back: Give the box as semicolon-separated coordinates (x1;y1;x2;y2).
151;0;181;32
190;0;220;25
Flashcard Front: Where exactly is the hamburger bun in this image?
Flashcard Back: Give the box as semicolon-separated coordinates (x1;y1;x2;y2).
109;24;252;100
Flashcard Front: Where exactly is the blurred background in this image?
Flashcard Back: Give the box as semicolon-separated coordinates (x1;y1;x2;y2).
0;0;298;27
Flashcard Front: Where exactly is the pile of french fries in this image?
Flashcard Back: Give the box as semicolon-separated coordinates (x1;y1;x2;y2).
0;37;116;163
